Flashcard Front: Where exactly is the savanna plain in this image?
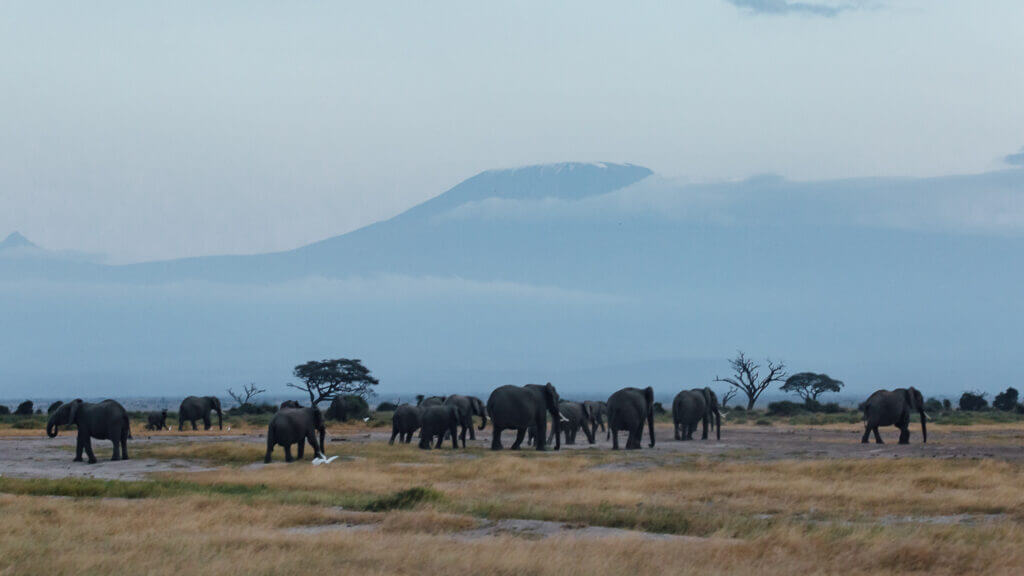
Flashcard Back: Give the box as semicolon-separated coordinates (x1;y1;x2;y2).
2;413;1024;576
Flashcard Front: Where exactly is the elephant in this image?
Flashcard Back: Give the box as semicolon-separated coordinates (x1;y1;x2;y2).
672;388;721;441
178;396;223;431
390;404;421;445
418;405;461;450
583;400;609;440
417;395;446;407
264;406;327;463
280;400;302;409
607;387;655;450
861;387;928;444
46;399;131;463
145;409;168;431
443;395;488;447
487;383;564;451
549;401;595;445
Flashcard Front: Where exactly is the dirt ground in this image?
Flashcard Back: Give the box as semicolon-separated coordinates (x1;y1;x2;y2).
3;422;1022;480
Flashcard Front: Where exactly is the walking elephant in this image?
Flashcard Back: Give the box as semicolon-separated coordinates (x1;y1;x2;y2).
46;399;131;463
583;400;609;440
390;404;421;445
444;395;487;447
607;387;655;450
418;405;461;450
178;396;222;431
549;401;595;445
487;383;565;451
672;388;721;441
861;387;927;444
264;406;327;463
417;395;446;408
145;409;168;431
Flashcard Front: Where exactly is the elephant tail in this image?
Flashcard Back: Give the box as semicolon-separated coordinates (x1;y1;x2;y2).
124;413;133;439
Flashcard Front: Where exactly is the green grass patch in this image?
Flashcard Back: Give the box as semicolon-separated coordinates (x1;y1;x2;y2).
365;487;443;511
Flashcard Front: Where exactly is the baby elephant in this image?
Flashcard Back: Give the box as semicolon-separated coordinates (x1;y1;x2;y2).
145;409;168;431
418;405;461;450
265;406;327;463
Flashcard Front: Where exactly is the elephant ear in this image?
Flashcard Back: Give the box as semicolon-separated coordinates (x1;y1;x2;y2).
903;388;916;411
582;403;592;420
68;399;82;424
643;387;654;411
544;383;558;409
212;397;222;411
700;388;712;408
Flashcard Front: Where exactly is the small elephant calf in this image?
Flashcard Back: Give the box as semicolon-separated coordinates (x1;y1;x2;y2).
145;409;168;431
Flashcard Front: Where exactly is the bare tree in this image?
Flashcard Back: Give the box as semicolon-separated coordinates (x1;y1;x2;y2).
227;383;266;407
714;351;787;410
720;388;738;408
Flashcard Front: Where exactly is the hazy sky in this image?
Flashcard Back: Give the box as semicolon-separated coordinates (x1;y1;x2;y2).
2;1;1022;262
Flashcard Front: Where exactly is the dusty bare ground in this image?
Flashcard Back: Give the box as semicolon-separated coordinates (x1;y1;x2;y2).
2;422;1021;480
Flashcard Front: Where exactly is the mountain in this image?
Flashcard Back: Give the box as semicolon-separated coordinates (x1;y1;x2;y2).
2;163;1024;400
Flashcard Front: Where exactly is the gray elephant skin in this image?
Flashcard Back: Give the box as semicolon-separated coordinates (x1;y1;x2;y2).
145;409;168;431
861;387;927;444
264;406;327;462
444;394;487;446
418;405;461;450
178;395;223;431
46;399;131;463
487;383;562;451
584;400;609;440
672;387;721;441
550;400;595;445
607;386;656;450
390;404;421;444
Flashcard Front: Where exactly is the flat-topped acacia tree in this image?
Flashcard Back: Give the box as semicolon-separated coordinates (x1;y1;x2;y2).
287;358;379;407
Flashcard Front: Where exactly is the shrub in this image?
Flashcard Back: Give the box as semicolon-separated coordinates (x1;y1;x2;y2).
755;419;772;426
14;401;33;416
942;399;952;410
959;391;988;412
653;402;667;415
227;403;277;416
993;387;1020;412
326;395;370;421
376;401;399;412
0;405;10;415
767;401;807;416
924;398;944;413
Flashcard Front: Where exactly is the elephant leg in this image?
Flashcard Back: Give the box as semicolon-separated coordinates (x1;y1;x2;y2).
861;424;871;443
459;425;467;448
491;427;503;450
435;433;444;449
264;437;274;463
121;430;129;460
419;433;431;450
674;420;681;441
74;437;85;462
873;427;884;444
111;439;121;461
701;417;709;440
469;421;476;441
511;428;526;450
305;429;321;458
284;444;294;462
297;439;306;460
898;426;910;445
203;415;211;431
404;432;413;443
84;439;97;464
611;429;620;450
389;426;399;445
191;420;198;431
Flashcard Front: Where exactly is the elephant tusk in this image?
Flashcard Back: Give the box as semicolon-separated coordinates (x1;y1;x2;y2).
923;413;931;420
558;412;569;422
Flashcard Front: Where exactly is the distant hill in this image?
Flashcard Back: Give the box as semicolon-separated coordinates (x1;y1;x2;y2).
2;164;1023;400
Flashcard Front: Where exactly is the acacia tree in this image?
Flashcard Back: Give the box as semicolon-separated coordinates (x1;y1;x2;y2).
780;372;844;403
227;383;266;407
714;351;787;410
287;358;379;407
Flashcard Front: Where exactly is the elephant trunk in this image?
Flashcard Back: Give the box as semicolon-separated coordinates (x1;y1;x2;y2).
46;421;58;438
551;413;561;451
714;408;722;441
217;409;223;430
920;410;927;444
319;428;326;457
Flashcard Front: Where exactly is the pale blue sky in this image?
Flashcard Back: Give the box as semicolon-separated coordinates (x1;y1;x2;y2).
1;0;1022;262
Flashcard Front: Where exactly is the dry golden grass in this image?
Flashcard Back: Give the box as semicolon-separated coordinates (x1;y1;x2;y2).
1;491;1023;576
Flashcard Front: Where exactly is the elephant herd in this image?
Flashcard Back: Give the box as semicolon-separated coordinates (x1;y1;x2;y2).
42;385;928;465
389;383;723;452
